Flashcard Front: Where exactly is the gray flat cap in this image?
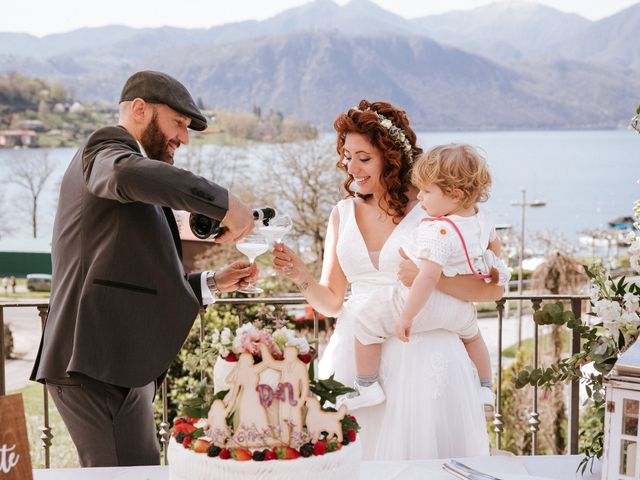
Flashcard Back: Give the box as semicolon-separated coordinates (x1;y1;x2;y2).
120;71;207;131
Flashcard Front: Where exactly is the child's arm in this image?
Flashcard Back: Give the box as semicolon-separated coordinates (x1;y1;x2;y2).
396;259;442;342
489;237;501;256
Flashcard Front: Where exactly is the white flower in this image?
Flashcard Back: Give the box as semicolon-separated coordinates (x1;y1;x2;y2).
593;299;623;323
589;284;601;303
236;323;259;336
634;200;640;220
624;292;640;313
629;239;640;256
626;231;637;243
211;329;220;346
220;327;233;345
631;255;640;273
232;335;243;354
286;336;310;354
272;328;290;348
380;119;392;129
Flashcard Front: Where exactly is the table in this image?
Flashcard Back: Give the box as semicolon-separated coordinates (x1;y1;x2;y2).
33;454;602;480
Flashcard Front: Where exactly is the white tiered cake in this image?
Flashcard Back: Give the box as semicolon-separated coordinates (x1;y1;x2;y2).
168;335;361;480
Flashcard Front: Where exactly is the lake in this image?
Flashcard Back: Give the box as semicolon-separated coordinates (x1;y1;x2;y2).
0;129;637;257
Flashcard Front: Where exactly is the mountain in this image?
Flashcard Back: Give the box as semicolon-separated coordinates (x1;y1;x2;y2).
0;0;637;130
411;1;591;63
553;3;640;70
20;31;627;130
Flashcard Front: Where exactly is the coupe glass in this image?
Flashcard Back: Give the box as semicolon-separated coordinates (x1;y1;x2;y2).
235;234;269;294
258;214;293;244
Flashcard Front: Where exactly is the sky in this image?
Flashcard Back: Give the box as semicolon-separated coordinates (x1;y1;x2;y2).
3;0;639;37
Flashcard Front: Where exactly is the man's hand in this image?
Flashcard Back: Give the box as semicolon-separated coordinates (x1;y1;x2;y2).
397;248;419;287
215;193;254;244
213;261;258;292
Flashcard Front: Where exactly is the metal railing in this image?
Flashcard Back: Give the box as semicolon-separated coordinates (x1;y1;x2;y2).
0;294;589;467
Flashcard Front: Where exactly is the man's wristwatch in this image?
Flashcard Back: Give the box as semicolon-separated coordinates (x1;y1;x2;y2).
206;271;219;294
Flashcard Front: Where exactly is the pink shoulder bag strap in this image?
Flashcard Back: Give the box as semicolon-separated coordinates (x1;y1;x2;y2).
421;216;492;280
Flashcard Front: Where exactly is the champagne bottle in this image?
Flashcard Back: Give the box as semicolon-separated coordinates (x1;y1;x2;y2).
189;207;276;239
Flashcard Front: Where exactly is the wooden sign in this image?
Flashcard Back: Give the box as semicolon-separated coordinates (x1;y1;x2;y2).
0;394;33;480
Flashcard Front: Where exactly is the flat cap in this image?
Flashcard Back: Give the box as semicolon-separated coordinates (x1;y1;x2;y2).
120;71;207;131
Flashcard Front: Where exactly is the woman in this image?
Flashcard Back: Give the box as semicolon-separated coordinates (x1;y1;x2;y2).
273;100;502;460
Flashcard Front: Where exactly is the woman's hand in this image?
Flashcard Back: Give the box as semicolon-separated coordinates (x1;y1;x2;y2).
398;248;419;287
213;261;258;292
272;242;309;284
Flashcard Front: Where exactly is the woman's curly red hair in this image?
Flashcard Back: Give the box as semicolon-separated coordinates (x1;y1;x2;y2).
333;100;422;223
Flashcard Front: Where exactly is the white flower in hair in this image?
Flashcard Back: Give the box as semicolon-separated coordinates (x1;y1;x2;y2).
350;105;415;163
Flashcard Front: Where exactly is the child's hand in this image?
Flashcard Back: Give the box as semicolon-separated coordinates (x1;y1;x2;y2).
395;316;413;342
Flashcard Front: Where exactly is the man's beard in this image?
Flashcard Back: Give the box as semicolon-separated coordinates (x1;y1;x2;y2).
140;112;175;164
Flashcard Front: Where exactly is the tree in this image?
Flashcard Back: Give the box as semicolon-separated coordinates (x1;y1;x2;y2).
0;193;13;238
255;139;343;277
4;151;56;238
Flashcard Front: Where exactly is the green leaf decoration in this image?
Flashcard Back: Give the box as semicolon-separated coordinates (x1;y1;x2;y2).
309;374;355;407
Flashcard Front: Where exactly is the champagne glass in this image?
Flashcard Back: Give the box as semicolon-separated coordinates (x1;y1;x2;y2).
236;234;269;294
258;214;293;244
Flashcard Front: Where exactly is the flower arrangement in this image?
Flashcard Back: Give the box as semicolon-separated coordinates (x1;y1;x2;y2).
211;322;312;363
514;108;640;472
514;220;640;470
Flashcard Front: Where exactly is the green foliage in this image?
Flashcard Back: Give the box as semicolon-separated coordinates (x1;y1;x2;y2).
0;72;68;114
514;264;640;469
155;301;294;424
309;374;355;408
632;105;640;134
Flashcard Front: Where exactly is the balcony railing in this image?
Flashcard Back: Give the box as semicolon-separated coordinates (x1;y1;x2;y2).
0;294;590;467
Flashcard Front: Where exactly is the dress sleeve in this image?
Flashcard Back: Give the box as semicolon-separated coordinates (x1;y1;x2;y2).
414;220;459;267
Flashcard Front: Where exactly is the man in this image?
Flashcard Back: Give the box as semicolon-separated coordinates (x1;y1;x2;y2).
30;70;256;467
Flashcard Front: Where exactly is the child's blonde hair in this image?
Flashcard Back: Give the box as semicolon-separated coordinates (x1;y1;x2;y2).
411;144;491;209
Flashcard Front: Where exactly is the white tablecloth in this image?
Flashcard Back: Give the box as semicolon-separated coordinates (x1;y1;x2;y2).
33;454;602;480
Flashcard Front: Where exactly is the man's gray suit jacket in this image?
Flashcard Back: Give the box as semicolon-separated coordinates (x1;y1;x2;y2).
31;125;229;388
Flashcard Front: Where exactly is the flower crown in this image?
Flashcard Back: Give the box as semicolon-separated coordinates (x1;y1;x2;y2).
350;106;414;163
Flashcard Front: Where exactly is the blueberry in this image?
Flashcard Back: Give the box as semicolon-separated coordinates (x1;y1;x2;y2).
207;445;222;457
175;433;185;444
299;443;314;458
253;450;265;461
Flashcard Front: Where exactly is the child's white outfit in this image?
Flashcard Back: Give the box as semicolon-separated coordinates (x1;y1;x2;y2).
354;208;509;346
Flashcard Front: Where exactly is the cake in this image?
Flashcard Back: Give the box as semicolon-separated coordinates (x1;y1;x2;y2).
168;323;361;479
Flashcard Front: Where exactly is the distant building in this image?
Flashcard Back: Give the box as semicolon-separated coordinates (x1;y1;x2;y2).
608;216;636;230
14;119;46;132
0;238;52;276
69;102;85;114
0;130;38;147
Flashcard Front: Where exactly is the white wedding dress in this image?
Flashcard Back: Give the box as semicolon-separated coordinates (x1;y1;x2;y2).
318;198;489;460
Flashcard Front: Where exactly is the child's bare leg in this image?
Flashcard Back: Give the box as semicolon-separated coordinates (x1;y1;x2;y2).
462;332;492;384
355;339;382;378
341;339;385;410
463;332;495;420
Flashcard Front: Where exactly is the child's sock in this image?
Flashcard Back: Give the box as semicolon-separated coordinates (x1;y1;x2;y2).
355;373;379;387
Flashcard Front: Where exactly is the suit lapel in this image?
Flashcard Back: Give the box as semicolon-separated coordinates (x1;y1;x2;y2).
162;207;183;260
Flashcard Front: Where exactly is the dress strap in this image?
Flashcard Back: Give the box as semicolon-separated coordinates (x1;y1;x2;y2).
421;217;492;280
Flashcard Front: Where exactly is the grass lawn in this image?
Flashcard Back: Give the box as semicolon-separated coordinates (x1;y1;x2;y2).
502;328;572;358
9;383;79;469
1;277;50;300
